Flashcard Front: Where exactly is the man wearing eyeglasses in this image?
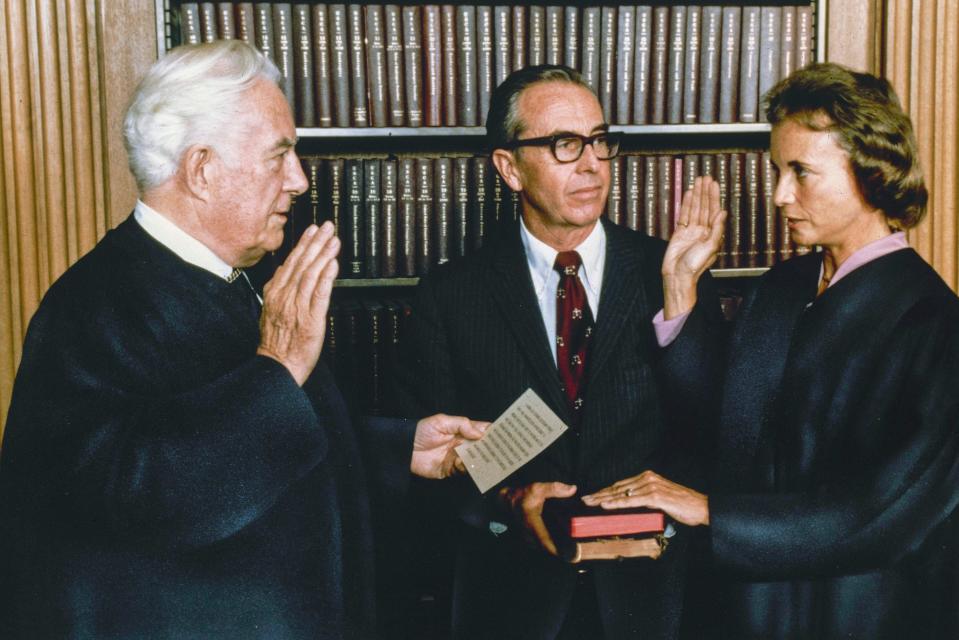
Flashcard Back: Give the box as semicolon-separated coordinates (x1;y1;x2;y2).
390;65;721;639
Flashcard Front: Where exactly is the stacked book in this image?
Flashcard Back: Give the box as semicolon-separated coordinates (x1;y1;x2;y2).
178;3;815;127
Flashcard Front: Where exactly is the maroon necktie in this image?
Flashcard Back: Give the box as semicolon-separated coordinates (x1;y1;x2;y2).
554;251;594;419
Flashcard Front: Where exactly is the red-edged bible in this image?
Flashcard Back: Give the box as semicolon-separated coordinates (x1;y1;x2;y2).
544;498;668;563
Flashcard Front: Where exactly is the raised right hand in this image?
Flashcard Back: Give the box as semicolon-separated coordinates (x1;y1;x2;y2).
257;222;340;386
498;481;577;556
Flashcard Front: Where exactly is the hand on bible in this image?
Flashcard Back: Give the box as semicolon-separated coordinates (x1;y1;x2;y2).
581;470;709;527
661;176;726;319
411;414;489;479
498;482;578;557
257;222;340;386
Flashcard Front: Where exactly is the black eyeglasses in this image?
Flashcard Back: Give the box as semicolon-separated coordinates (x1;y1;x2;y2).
503;131;622;163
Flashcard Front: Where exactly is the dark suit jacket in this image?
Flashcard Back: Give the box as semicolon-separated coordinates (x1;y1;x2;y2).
0;215;415;639
391;220;722;639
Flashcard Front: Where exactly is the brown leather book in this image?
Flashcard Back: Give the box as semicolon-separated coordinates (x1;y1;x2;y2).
512;6;527;71
643;155;658;238
714;153;730;267
293;4;315;127
254;3;275;60
272;4;296;116
470;157;489;251
365;5;389;127
456;6;478;126
545;6;563;66
397;158;417;276
796;6;814;70
683;154;699;194
345;159;365;277
666;5;686;124
476;6;494;125
328;5;352;127
698;6;722;124
743;152;760;267
682;7;701;123
624;155;642;232
606;156;623;226
441;5;457;127
632;6;652;124
326;158;346;271
564;7;579;70
727;153;744;268
581;7;601;94
650;6;669;124
311;6;333;127
528;6;545;67
180;3;202;45
422;5;442;127
758;7;781;123
364;159;382;278
216;2;235;39
433;157;452;268
493;6;512;86
347;4;369;126
235;3;255;45
380;159;398;277
780;7;796;86
384;5;406;127
657;154;673;241
415;158;434;274
453;157;470;259
598;7;617;122
615;6;635;125
199;2;217;42
738;6;761;123
718;7;741;123
544;499;667;563
402;6;424;127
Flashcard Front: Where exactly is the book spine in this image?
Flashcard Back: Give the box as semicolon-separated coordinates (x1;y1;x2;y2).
625;155;642;231
326;158;346;271
673;156;683;230
657;155;673;240
384;5;406;127
345;158;365;277
489;172;506;232
700;153;716;180
217;3;236;39
347;4;369;127
254;3;275;61
650;7;669;124
666;6;686;124
683;154;699;193
698;6;722;124
305;155;323;227
564;7;579;70
236;3;255;45
738;6;761;124
780;7;796;84
476;6;494;125
713;153;729;266
743;152;760;267
581;8;601;94
397;158;417;276
416;158;434;274
493;6;512;86
512;6;527;71
758;7;781;123
273;4;296;116
598;7;617;122
615;7;635;125
422;5;442;127
508;190;521;225
364;159;381;277
434;157;452;267
528;6;545;67
453;157;470;259
180;3;201;45
545;6;563;67
718;7;741;124
761;150;779;266
727;153;743;268
402;6;424;127
199;3;217;42
643;155;658;238
329;5;352;127
293;4;315;127
470;157;489;251
606;156;623;225
796;6;814;70
456;6;478;126
380;159;398;277
683;7;701;123
632;6;652;125
365;5;389;127
441;5;457;127
361;302;383;415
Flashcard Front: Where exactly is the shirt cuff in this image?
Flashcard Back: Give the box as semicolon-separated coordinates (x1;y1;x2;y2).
653;308;691;347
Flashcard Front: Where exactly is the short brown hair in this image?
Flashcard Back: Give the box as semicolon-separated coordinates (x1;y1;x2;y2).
764;62;927;229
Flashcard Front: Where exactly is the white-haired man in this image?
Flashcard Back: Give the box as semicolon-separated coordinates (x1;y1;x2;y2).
0;40;483;639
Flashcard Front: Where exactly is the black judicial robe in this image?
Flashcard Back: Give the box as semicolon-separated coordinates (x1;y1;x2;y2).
700;248;959;639
0;216;414;639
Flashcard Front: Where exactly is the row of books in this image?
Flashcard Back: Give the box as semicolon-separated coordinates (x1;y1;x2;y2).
177;3;815;127
262;151;802;283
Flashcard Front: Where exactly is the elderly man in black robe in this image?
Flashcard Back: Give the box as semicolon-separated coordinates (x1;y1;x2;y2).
585;63;959;638
0;40;484;639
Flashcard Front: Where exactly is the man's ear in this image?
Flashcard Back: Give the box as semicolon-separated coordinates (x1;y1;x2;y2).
491;148;523;193
181;144;215;201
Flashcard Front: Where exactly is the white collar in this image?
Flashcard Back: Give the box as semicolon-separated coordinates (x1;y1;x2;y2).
134;200;234;281
519;216;606;302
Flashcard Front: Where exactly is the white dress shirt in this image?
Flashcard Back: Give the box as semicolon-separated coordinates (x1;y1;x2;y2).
519;217;606;365
134;200;235;280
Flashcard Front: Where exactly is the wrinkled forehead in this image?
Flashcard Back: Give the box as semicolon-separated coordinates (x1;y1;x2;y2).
515;81;604;135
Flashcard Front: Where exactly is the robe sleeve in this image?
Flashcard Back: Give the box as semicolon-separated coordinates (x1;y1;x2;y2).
709;297;959;580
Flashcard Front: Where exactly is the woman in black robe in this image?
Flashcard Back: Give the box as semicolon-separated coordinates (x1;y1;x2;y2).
584;63;959;638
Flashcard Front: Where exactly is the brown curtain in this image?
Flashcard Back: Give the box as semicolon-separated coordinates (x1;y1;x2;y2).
884;0;959;290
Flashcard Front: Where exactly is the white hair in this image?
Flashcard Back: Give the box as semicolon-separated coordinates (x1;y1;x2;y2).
123;40;282;192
